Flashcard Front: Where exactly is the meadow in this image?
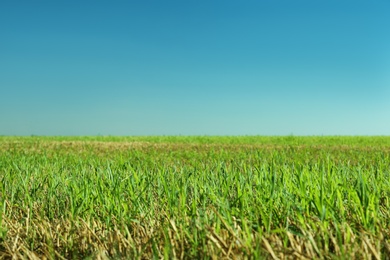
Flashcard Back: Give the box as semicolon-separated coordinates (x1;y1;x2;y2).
0;136;389;259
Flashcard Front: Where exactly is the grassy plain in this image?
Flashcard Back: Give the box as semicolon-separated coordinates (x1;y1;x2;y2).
0;136;390;259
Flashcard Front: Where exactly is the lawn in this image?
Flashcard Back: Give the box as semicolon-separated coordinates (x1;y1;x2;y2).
1;136;389;259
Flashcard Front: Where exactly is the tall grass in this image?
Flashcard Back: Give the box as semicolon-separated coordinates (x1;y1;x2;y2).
0;137;389;258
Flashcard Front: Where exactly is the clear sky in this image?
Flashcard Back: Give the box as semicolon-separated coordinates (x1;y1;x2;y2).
1;0;389;136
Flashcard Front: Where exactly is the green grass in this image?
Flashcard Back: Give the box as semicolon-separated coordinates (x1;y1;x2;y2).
1;136;389;259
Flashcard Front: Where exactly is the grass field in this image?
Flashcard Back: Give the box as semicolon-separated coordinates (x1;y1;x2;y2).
1;136;390;259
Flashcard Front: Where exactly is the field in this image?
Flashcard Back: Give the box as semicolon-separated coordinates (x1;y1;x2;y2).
0;136;390;259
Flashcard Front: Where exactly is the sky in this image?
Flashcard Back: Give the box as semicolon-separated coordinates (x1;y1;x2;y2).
1;0;389;136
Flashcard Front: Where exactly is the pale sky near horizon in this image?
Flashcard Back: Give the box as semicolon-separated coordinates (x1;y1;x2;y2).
1;1;389;136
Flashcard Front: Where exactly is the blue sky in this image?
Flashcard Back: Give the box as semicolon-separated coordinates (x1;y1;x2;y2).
1;1;389;135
